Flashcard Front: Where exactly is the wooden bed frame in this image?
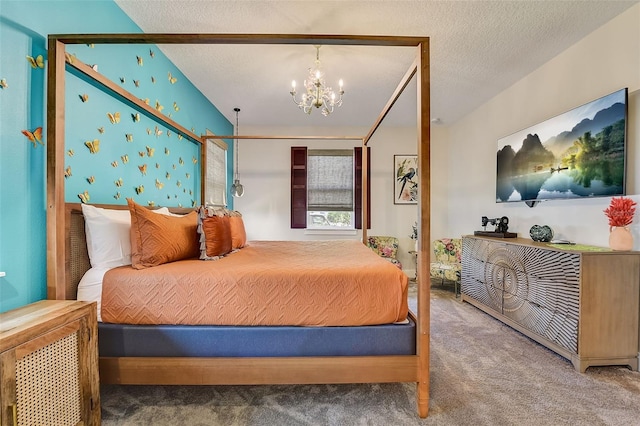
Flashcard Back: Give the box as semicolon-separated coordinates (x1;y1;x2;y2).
46;34;432;417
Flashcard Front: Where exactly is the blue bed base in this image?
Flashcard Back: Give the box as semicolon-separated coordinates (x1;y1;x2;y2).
98;316;416;357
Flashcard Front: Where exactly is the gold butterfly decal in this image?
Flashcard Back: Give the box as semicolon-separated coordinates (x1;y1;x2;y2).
178;157;184;166
138;164;147;175
64;52;77;64
148;201;156;207
135;185;144;194
111;161;118;167
166;130;171;137
143;98;150;105
168;72;177;84
119;77;125;84
146;146;155;157
138;151;146;157
172;164;177;170
26;54;45;69
84;139;100;154
149;49;155;58
86;43;95;48
115;178;123;187
167;194;171;199
107;112;121;124
151;76;156;84
133;80;140;88
177;134;183;141
136;56;143;66
97;127;105;134
185;173;191;179
79;94;89;102
0;78;7;89
22;127;43;147
155;100;164;112
164;147;170;155
78;191;90;204
64;166;72;178
173;102;179;111
189;189;193;196
183;188;187;193
155;162;160;169
166;172;171;180
167;112;172;118
67;149;74;157
176;180;182;188
121;154;129;164
131;113;140;122
90;64;98;72
192;156;198;164
125;134;133;142
87;176;95;184
155;179;164;190
146;128;152;135
114;192;121;200
154;126;162;137
178;203;183;208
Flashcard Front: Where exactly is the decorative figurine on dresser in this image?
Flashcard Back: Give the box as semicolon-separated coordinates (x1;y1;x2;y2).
473;215;517;238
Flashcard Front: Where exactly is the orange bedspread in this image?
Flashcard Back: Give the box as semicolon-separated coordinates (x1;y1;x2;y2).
101;240;408;326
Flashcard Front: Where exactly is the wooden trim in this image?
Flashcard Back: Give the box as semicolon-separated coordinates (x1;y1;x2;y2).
99;355;419;385
15;321;80;360
50;33;429;47
203;135;364;140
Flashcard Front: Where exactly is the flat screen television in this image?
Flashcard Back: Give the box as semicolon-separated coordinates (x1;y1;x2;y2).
496;88;628;204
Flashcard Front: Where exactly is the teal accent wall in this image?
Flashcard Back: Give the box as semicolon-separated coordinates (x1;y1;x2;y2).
0;0;233;313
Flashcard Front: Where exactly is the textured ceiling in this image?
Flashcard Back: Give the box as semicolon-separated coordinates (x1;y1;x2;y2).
114;0;637;130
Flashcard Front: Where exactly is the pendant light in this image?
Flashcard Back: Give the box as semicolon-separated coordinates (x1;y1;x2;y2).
230;107;244;197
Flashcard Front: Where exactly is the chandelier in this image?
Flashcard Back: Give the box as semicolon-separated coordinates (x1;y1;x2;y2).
230;107;244;197
290;45;344;116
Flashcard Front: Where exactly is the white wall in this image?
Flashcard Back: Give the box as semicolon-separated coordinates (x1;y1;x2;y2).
232;124;449;275
446;4;640;248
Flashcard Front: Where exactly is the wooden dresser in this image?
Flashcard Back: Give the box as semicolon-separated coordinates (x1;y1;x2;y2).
461;235;640;372
0;300;100;425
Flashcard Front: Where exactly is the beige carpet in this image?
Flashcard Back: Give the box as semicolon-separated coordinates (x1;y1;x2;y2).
101;284;640;425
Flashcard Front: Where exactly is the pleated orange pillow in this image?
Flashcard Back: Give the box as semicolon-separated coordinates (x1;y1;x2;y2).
201;215;232;258
127;199;199;269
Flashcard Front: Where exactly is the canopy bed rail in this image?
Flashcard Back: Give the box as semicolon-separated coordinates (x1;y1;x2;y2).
47;33;431;417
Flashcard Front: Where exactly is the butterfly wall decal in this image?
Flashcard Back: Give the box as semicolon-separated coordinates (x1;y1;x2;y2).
166;130;171;137
154;126;162;137
97;127;105;134
176;180;182;188
148;201;156;207
26;54;45;69
155;179;164;189
85;139;100;154
177;134;183;140
115;178;123;187
133;80;140;88
107;112;121;124
138;164;147;175
135;185;144;194
165;147;170;155
64;52;77;64
168;72;177;84
111;161;118;167
131;113;140;122
67;149;74;157
146;146;155;157
149;49;155;58
125;134;133;142
173;102;179;111
151;76;156;84
114;192;121;200
86;43;95;48
21;127;43;147
65;166;72;178
87;176;95;184
142;98;150;105
78;191;90;204
138;151;146;157
90;64;98;72
192;156;198;164
119;77;126;84
121;154;129;164
155;100;164;112
166;172;171;180
79;94;89;102
136;56;143;66
178;157;184;166
185;173;191;179
0;78;7;89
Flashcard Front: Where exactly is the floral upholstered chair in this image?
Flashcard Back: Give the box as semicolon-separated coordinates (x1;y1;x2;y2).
366;236;403;269
430;238;462;295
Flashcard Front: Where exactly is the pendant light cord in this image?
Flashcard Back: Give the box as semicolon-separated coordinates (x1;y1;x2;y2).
234;107;240;180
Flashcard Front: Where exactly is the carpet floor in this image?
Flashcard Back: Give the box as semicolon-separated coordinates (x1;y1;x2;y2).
101;284;640;425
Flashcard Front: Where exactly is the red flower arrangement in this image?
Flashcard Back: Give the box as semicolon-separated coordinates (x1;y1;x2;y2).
604;197;637;227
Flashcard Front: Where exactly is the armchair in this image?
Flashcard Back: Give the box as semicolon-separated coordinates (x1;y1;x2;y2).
430;238;462;295
366;236;403;269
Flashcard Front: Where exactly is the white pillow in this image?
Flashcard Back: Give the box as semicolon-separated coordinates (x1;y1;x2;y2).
81;204;170;268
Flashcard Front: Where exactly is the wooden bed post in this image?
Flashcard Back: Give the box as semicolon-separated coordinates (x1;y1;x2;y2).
415;39;431;418
361;138;368;243
46;38;67;300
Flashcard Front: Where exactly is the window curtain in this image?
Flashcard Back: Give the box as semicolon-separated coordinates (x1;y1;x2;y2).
307;149;353;212
204;137;227;207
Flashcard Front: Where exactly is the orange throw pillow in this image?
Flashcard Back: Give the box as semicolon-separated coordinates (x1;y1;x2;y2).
201;215;232;258
127;199;199;269
229;215;247;249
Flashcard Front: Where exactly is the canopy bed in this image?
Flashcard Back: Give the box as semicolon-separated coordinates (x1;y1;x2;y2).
46;34;431;417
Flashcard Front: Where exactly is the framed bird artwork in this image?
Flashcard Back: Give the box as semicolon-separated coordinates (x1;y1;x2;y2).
394;155;418;204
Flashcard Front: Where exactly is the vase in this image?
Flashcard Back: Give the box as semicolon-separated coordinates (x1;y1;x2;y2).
609;226;633;251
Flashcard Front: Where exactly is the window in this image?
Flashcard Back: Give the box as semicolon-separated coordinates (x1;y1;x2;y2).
291;146;369;229
203;131;228;207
